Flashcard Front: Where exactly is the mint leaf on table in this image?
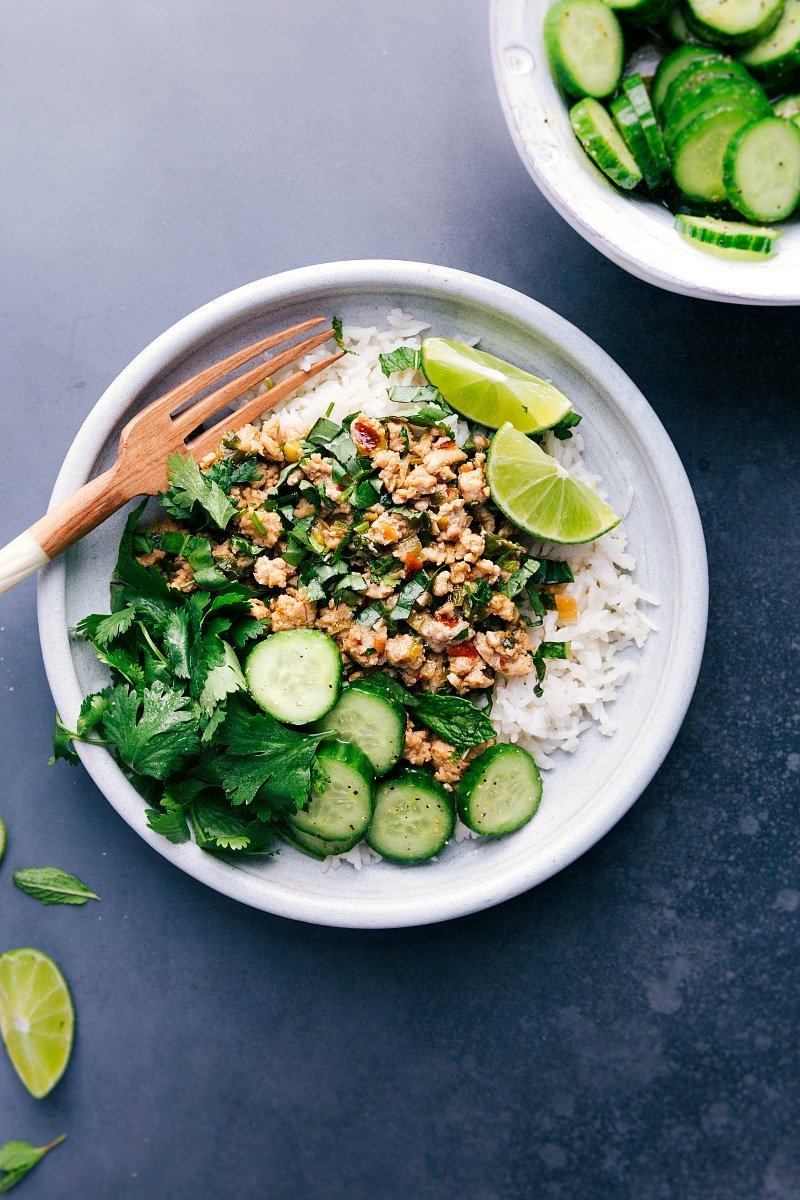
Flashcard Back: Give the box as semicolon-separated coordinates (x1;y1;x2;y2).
0;1134;66;1194
160;453;236;529
212;699;326;814
379;346;420;376
100;681;199;779
12;868;99;906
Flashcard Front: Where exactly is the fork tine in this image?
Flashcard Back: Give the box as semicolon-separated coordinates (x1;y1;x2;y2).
171;326;335;437
186;352;345;459
145;316;328;419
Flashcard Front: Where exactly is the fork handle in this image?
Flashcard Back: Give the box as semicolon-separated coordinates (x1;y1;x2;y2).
0;465;131;597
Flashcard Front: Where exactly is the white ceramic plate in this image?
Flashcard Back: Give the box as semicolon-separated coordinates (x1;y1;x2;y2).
37;261;707;928
490;0;800;305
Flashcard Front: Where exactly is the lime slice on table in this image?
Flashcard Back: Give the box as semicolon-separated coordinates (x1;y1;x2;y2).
0;948;74;1098
0;815;6;863
486;423;620;544
420;337;572;434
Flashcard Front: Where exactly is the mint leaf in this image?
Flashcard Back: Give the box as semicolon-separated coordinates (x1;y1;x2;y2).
379;346;420;376
161;453;236;529
13;868;99;906
331;316;354;354
0;1135;66;1194
359;674;494;752
100;682;199;779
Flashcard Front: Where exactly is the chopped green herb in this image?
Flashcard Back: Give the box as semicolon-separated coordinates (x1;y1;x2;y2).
379;346;421;376
160;453;236;529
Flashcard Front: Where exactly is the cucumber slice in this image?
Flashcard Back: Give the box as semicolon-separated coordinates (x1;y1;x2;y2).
544;0;624;99
245;629;341;724
665;4;707;44
603;0;674;26
611;93;665;189
652;47;724;116
670;103;765;200
663;78;770;150
280;826;357;860
314;682;404;776
289;741;374;847
739;0;800;83
675;211;783;257
773;93;800;123
570;97;644;189
660;57;754;125
685;0;785;47
367;769;455;863
620;73;671;185
457;744;542;837
723;115;800;219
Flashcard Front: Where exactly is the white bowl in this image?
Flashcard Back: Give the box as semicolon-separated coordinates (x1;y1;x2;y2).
490;0;800;305
37;260;707;928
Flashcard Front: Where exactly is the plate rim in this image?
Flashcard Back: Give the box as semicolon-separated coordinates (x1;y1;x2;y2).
489;0;800;306
37;259;708;927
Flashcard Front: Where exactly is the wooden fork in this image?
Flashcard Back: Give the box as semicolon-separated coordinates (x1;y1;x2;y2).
0;317;343;596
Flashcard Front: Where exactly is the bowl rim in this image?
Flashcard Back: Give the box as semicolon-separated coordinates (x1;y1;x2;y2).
489;0;800;306
37;259;708;927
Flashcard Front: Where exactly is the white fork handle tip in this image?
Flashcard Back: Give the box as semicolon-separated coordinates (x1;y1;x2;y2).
0;531;50;597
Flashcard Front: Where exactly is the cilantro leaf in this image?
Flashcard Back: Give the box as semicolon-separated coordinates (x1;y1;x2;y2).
49;692;111;766
75;607;137;645
0;1135;66;1194
160;453;236;529
145;800;190;843
189;798;270;851
212;699;326;813
548;410;582;441
203;455;261;492
379;346;421;376
113;502;172;601
100;682;199;779
197;641;246;717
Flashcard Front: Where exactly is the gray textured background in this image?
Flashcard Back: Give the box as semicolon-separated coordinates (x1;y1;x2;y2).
1;2;798;1198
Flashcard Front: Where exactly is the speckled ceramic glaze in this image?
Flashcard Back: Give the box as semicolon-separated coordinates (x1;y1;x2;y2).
491;0;800;305
37;261;707;927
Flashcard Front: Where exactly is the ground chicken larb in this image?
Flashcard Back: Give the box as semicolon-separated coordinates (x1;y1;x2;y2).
135;406;569;786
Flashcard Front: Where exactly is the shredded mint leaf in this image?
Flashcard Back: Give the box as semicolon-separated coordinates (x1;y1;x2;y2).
100;682;199;779
0;1135;66;1194
160;453;236;529
533;559;574;585
13;868;99;906
379;346;421;376
331;316;354;354
391;570;431;623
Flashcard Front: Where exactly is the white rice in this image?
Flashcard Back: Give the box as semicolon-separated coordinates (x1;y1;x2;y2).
243;311;657;868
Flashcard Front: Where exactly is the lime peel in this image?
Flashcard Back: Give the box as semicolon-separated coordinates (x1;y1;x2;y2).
420;337;572;434
486;423;620;545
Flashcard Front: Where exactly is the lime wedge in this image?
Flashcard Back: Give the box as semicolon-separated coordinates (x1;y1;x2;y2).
0;948;74;1098
486;423;620;544
420;337;572;434
0;816;6;863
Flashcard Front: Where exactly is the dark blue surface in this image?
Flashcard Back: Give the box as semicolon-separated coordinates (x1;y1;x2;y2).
1;2;798;1198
